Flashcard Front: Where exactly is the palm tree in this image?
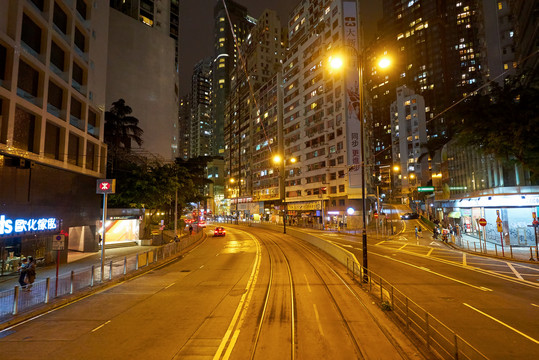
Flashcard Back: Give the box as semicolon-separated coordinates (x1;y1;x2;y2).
105;99;144;177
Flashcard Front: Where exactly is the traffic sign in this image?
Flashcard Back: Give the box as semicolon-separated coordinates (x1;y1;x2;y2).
374;213;379;219
496;217;503;232
96;179;116;194
478;218;487;227
52;234;65;250
418;186;435;192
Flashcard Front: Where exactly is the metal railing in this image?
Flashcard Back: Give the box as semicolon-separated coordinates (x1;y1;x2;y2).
347;260;488;360
0;233;203;321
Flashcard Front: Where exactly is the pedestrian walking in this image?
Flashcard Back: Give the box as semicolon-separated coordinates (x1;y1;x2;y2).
414;226;418;239
189;225;193;235
26;256;36;290
17;258;28;289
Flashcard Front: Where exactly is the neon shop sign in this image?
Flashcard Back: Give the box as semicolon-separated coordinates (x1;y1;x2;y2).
0;215;58;235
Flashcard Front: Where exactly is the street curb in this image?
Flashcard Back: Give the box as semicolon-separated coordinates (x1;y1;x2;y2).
444;241;538;264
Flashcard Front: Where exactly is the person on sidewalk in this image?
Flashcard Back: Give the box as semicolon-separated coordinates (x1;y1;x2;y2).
26;256;36;290
17;258;28;289
414;226;418;240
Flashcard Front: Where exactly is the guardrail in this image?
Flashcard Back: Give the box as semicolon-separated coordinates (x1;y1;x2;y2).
250;223;488;360
0;232;204;321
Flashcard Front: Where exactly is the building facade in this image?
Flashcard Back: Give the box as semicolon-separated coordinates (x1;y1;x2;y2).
178;94;191;160
190;58;213;157
0;0;109;272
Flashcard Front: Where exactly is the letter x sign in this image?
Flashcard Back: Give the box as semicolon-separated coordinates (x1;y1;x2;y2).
96;179;116;194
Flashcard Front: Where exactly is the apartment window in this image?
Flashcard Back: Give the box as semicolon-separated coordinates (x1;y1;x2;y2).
339;185;345;192
17;60;39;98
50;41;65;72
0;44;6;82
47;81;64;117
21;14;42;55
53;3;68;34
76;0;88;20
330;186;337;194
13;107;36;153
86;141;96;170
74;27;86;53
44;122;61;159
88;109;98;138
30;0;44;11
68;133;81;166
70;96;83;129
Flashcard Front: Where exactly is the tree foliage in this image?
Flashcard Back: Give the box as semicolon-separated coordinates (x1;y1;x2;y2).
453;76;539;180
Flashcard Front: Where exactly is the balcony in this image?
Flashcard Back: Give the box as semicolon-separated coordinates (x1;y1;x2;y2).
16;87;41;107
47;103;64;119
74;46;88;63
87;123;99;139
52;24;70;45
69;115;84;130
50;62;68;82
21;41;45;64
71;79;86;95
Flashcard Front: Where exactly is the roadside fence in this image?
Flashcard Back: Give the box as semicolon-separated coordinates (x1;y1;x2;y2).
0;232;204;321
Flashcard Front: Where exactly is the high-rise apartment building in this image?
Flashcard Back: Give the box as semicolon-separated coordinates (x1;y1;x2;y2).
0;0;108;267
509;0;538;83
280;0;371;226
390;86;428;201
224;9;285;219
190;58;213;157
178;94;191;160
212;0;255;156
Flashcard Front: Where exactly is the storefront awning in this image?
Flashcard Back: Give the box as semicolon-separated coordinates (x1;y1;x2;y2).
448;211;461;218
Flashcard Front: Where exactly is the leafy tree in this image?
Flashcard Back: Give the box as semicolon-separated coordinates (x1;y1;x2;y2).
104;99;144;177
453;76;539;181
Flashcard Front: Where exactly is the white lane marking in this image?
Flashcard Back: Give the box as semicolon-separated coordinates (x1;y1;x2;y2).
532;303;539;308
304;274;312;293
214;232;261;360
398;244;407;250
463;303;539;345
376;240;386;246
507;262;524;280
429;241;441;247
91;320;111;332
463;253;467;267
165;282;175;289
426;248;434;257
199;265;204;269
313;304;324;336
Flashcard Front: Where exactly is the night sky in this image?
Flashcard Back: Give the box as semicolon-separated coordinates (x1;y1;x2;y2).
179;0;382;95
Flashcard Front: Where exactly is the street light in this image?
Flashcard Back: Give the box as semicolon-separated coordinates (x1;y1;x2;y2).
273;155;296;234
229;178;238;224
329;48;391;282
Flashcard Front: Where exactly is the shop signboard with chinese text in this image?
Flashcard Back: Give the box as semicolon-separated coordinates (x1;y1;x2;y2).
0;215;58;236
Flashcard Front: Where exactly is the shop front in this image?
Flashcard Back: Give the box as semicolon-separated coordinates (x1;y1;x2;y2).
286;201;323;228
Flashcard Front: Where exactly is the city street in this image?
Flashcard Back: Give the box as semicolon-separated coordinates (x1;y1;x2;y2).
0;227;423;360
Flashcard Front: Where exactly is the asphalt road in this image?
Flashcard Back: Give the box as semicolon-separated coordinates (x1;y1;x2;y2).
306;218;539;360
0;226;424;360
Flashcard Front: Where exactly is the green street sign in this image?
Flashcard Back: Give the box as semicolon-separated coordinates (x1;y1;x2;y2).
417;186;435;192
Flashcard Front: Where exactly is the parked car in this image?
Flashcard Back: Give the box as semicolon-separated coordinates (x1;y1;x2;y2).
401;212;420;220
213;227;226;237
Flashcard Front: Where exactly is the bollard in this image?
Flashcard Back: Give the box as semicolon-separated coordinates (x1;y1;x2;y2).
466;241;470;251
530;247;536;261
146;251;149;266
135;254;139;270
454;332;459;359
123;256;127;275
70;270;74;294
91;265;95;287
109;261;113;280
13;286;20;315
474;243;476;252
45;278;50;303
510;245;513;259
155;250;158;262
495;244;498;256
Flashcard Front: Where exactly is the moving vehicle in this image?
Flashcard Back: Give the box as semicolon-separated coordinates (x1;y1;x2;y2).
401;212;420;220
213;227;226;237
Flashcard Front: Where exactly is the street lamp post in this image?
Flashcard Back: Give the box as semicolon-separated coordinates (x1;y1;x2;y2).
273;155;296;234
329;47;391;282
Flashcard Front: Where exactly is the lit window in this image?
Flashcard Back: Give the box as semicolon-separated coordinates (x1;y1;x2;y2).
219;17;225;22
498;2;502;10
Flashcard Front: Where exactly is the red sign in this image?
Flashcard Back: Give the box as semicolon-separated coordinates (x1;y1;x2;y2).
478;218;487;227
374;213;379;219
97;179;116;194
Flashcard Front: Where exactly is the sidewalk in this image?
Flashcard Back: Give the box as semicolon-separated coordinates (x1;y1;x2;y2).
450;232;538;262
0;244;158;292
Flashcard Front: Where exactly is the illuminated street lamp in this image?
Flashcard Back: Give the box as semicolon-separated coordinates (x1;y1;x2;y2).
273;155;297;234
329;48;391;281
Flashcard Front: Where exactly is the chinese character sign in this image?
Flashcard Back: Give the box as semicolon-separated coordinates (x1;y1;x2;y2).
0;215;58;235
343;1;362;188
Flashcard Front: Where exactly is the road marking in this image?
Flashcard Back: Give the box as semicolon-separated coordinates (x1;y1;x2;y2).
91;320;111;332
398;244;407;250
429;241;441;247
463;303;539;345
304;274;312;293
214;231;261;360
372;253;492;291
376;240;386;245
313;304;324;336
426;248;434;257
165;282;175;289
507;263;524;280
463;253;467;267
532;303;539;308
199;265;204;269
